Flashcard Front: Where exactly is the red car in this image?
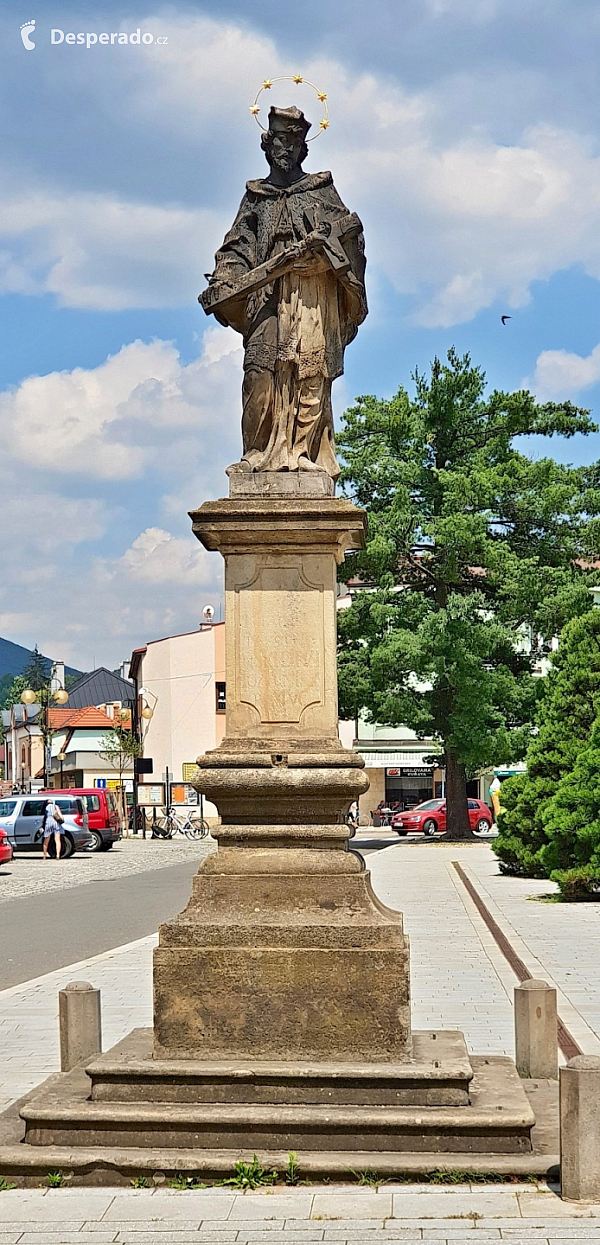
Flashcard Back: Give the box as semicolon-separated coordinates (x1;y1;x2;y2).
0;827;13;866
391;798;493;837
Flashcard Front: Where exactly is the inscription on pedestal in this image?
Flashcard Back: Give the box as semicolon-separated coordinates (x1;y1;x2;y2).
238;562;326;725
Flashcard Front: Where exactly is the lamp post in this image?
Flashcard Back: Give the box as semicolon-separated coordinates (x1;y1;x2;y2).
57;751;66;786
21;684;69;788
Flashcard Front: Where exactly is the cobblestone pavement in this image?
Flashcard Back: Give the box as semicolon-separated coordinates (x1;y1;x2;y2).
0;836;214;903
1;1184;600;1243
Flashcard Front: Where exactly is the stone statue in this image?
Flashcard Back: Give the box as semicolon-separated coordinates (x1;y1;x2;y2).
200;105;367;480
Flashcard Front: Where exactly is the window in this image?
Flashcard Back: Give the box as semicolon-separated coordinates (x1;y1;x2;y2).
467;799;480;810
215;681;226;714
0;801;17;818
84;795;101;812
23;800;47;817
55;799;76;814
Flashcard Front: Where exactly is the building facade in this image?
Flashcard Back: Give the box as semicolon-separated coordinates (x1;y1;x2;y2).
129;623;226;818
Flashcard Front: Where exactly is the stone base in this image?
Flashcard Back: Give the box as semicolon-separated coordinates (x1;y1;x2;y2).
20;1038;535;1157
87;1028;473;1107
153;828;411;1062
227;467;335;498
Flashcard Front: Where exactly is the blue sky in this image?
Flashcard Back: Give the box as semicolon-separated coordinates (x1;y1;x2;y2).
2;0;600;668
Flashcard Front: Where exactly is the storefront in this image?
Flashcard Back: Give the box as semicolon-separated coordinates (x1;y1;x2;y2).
385;765;435;810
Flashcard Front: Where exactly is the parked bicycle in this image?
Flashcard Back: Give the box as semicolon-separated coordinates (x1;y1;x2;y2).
153;806;210;841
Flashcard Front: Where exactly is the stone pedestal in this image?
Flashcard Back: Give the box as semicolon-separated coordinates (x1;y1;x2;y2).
153;472;412;1062
13;471;538;1176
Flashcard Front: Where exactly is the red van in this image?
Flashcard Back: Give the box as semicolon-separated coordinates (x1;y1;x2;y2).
43;788;123;852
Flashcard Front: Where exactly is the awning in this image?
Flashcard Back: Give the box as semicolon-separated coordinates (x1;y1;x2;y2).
358;751;436;769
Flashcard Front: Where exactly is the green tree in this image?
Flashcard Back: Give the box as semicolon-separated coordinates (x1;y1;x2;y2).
542;717;600;891
100;724;142;824
494;609;600;875
22;645;48;692
337;349;599;839
1;674;29;710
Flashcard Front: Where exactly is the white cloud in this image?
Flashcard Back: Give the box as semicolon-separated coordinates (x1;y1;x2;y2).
0;326;242;480
0;190;220;311
530;342;600;401
0;325;241;666
1;14;600;324
99;527;213;586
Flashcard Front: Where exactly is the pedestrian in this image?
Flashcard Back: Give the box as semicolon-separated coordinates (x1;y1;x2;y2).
42;798;64;860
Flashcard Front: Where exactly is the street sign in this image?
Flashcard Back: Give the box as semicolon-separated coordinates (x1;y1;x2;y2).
95;778;107;788
135;757;153;775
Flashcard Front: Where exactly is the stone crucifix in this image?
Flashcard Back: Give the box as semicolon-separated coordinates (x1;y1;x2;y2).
200;104;368;480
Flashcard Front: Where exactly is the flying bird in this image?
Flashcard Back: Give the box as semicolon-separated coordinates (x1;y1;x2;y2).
501;315;511;325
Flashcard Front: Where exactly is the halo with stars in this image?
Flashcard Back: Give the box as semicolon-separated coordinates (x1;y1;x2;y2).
249;75;329;140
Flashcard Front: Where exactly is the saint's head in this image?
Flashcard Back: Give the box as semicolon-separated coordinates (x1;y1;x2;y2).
261;106;310;182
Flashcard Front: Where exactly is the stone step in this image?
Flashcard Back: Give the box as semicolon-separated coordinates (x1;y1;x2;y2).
86;1028;473;1107
21;1057;534;1155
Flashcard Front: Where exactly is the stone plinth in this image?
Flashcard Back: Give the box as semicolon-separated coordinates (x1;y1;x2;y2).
153;473;411;1062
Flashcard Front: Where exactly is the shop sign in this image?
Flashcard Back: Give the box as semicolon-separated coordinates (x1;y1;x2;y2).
386;766;432;778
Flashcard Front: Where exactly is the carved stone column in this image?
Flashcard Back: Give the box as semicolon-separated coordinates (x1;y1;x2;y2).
153;473;411;1063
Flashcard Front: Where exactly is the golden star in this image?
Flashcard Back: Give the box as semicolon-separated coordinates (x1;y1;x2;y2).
250;105;260;115
320;119;329;129
293;74;303;84
262;79;273;89
317;91;327;102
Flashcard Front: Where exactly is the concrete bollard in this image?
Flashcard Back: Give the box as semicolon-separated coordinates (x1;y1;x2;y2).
560;1055;600;1201
514;979;558;1080
59;981;102;1072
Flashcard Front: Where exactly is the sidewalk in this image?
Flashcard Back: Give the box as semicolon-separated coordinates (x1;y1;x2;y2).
3;841;600;1236
1;1182;600;1242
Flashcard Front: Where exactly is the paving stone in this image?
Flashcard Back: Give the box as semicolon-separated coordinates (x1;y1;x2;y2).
309;1221;385;1232
230;1197;313;1221
391;1192;520;1220
104;1192;233;1222
221;1223;285;1232
17;1236;119;1244
312;1193;391;1220
0;1191;115;1222
498;1228;600;1236
517;1195;600;1217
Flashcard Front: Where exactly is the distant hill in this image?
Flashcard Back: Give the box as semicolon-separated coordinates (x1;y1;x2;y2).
0;637;80;681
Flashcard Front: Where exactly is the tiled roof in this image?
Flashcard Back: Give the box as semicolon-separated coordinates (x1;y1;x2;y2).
47;707;116;729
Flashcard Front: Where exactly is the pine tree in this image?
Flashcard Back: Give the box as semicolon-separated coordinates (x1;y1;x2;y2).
21;645;48;693
494;609;600;875
541;716;600;893
338;349;599;839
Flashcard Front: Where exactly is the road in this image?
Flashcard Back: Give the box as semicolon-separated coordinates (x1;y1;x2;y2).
0;854;201;990
0;828;427;990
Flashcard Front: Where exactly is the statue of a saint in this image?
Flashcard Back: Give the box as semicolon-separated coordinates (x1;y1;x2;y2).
200;105;367;480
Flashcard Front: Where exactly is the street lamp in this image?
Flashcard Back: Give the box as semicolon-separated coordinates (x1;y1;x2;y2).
57;751;66;786
21;683;69;788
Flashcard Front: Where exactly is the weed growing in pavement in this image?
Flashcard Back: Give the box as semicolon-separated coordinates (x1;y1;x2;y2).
167;1174;207;1190
285;1151;300;1185
218;1154;278;1191
352;1168;384;1188
46;1172;65;1188
381;1169;539;1185
130;1176;150;1188
0;1178;16;1192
